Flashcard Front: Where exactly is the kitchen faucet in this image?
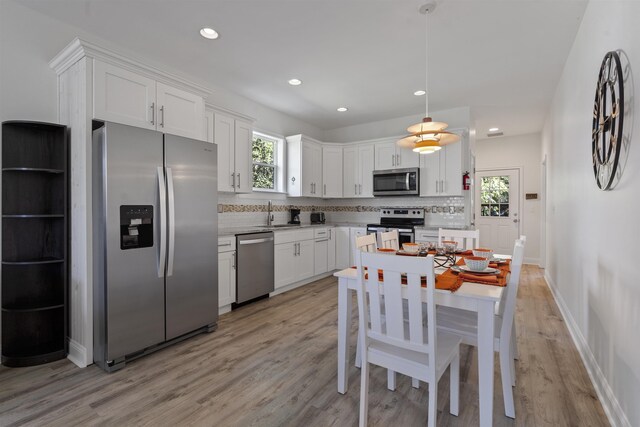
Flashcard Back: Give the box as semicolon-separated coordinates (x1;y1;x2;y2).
267;200;274;226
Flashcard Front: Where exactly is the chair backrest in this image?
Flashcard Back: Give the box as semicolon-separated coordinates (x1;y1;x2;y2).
355;250;437;373
355;233;377;253
379;229;400;250
498;238;525;342
438;228;480;250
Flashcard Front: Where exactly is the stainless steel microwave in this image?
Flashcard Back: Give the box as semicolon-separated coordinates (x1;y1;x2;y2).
372;168;419;196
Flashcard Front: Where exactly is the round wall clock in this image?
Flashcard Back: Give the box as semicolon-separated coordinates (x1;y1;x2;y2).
592;51;625;190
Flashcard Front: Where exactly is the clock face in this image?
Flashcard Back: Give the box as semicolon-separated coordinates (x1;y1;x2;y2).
592;51;625;190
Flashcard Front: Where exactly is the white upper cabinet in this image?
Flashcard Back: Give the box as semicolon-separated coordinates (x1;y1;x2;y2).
287;135;323;198
94;60;204;140
213;111;253;193
343;144;374;198
419;141;463;197
374;140;419;170
156;82;204;140
94;61;156;130
322;145;343;198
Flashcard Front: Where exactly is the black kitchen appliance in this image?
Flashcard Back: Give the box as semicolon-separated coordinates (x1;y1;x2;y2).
367;208;425;246
310;212;325;224
288;208;301;224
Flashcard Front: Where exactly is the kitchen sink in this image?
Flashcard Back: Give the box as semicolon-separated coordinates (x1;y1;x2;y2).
268;224;300;228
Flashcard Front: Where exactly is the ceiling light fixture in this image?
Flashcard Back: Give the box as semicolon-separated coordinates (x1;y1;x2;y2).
288;78;302;86
489;127;500;132
337;107;348;112
199;27;219;40
397;2;460;154
414;90;426;96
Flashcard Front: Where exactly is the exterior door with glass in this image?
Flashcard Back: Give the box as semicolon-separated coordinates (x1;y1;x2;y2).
475;169;520;255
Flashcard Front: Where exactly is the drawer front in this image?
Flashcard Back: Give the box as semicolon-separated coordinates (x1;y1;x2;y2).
274;229;315;244
218;236;236;253
314;227;329;239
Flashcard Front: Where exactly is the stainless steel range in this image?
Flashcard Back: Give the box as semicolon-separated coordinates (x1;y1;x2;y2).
367;208;425;246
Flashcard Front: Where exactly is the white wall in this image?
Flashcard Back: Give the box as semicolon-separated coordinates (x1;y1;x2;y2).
542;1;640;426
476;133;541;263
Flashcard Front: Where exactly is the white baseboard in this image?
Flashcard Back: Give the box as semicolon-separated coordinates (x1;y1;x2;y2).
543;272;631;427
524;257;540;265
67;338;89;368
270;271;335;297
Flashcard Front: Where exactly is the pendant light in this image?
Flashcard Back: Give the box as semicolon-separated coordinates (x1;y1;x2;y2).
397;2;460;154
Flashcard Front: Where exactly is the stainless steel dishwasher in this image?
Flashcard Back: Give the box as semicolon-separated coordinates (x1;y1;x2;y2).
235;231;275;305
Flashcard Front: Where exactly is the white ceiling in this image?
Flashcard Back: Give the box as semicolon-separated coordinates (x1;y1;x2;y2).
19;0;587;138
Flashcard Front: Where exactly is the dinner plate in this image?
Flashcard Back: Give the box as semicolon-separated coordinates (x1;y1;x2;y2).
458;265;500;274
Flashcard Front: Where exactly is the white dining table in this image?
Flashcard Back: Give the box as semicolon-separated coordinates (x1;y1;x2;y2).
334;260;508;427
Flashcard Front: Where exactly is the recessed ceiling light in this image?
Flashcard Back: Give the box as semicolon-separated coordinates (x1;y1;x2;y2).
337;107;348;112
200;27;219;40
288;78;302;86
489;127;500;132
414;90;426;96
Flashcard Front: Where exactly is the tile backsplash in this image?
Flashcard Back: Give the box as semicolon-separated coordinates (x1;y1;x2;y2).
218;192;467;228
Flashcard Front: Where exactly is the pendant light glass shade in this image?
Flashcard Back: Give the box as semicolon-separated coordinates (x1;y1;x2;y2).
397;3;460;154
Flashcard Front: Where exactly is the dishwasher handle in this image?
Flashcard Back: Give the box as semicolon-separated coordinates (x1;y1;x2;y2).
238;237;274;245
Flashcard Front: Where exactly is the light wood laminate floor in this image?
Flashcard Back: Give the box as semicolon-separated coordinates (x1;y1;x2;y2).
0;265;608;426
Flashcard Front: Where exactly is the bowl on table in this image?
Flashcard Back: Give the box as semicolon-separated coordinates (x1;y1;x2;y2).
402;243;420;253
442;240;458;253
472;248;494;259
464;256;490;272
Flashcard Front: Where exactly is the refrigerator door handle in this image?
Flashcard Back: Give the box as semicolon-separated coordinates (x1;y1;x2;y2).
157;166;167;278
166;167;176;277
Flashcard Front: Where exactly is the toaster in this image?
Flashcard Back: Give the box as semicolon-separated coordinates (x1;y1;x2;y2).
310;212;325;224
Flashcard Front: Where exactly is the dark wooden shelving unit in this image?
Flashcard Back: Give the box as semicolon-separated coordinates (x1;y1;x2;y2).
1;121;68;367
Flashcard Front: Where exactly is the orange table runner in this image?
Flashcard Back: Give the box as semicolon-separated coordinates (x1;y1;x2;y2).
351;253;511;293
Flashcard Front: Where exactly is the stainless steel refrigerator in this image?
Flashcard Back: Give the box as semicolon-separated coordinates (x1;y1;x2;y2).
92;121;217;372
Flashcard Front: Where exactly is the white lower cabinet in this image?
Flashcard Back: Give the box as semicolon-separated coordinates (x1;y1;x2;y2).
218;236;236;309
327;227;336;271
335;226;350;270
274;230;315;289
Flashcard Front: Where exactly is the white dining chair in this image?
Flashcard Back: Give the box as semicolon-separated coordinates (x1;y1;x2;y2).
379;229;400;250
355;233;377;255
355;251;461;427
438;228;480;250
436;237;526;419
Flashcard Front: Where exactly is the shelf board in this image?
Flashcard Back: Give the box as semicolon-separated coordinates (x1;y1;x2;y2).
3;214;65;219
2;258;64;265
2;167;64;174
2;304;64;313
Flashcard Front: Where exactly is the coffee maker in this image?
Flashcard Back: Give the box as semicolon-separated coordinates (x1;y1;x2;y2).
288;208;301;224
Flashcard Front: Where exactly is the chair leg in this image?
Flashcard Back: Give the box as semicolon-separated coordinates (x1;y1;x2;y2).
428;381;438;427
412;378;420;389
359;360;369;427
500;343;516;418
511;321;519;360
355;334;361;368
450;350;460;416
387;370;396;391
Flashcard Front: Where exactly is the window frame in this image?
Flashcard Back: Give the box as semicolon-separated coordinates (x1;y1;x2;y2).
251;131;285;193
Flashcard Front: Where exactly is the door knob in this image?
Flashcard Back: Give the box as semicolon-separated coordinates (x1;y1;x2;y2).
513;219;519;223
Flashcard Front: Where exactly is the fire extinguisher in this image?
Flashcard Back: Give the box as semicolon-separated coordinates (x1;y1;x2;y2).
463;171;471;190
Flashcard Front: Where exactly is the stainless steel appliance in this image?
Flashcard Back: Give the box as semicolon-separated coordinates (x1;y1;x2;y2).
93;122;218;372
372;168;419;196
235;232;274;305
310;212;325;224
367;208;425;246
